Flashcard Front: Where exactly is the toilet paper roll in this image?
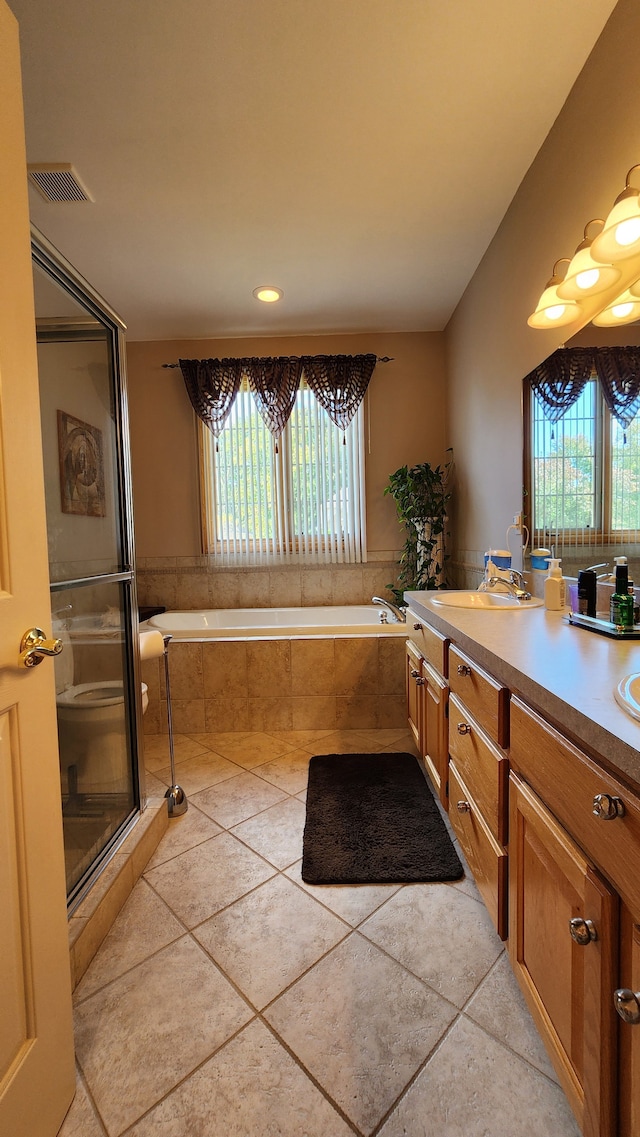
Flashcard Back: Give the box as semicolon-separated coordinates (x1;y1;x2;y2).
139;629;166;661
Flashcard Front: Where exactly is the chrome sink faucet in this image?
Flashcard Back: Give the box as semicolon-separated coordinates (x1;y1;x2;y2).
479;571;532;602
372;596;407;623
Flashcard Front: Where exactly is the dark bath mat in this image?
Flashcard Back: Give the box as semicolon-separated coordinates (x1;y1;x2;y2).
302;752;464;885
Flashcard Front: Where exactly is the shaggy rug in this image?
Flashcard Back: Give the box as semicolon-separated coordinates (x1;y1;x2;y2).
301;752;464;884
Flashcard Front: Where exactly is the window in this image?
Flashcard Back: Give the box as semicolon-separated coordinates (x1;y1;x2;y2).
525;376;640;552
199;380;367;563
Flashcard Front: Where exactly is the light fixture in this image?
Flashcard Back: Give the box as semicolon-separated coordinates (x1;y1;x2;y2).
527;260;584;329
591;287;640;327
590;165;640;263
252;285;283;303
556;220;621;300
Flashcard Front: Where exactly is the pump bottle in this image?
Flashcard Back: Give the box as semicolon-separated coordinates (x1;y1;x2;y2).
610;563;634;627
544;557;566;611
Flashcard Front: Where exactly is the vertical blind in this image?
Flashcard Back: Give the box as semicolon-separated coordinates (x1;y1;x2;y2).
200;380;367;564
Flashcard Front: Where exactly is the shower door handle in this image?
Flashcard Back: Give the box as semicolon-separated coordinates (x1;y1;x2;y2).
19;627;63;669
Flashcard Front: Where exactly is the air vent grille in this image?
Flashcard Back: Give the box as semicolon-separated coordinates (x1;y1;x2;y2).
27;164;94;203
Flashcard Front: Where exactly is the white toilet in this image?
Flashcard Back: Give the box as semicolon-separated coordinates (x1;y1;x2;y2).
55;633;148;796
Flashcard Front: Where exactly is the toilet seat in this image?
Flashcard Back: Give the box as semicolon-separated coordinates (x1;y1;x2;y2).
57;680;149;714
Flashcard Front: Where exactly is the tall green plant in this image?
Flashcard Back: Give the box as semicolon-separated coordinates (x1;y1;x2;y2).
384;452;452;603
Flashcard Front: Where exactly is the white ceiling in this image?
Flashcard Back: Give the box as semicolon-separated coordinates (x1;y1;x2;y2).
10;0;618;342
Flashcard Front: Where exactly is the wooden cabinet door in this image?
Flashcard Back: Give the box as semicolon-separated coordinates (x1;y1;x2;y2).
509;774;617;1137
421;659;448;808
617;906;640;1137
406;641;423;751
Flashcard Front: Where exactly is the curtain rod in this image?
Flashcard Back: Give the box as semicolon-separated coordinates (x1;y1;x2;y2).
161;356;394;368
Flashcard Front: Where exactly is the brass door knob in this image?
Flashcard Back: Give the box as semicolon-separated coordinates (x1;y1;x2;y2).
457;664;472;676
592;793;625;820
614;988;640;1024
19;627;63;669
456;800;471;813
569;917;598;945
457;722;472;735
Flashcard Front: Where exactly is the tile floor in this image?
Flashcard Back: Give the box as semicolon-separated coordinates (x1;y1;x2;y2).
58;727;581;1137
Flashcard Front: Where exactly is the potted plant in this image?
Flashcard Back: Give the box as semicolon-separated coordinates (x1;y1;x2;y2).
384;451;452;604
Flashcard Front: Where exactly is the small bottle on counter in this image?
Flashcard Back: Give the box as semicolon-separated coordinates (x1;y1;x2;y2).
577;568;597;617
627;579;640;625
610;563;634;627
544;558;566;611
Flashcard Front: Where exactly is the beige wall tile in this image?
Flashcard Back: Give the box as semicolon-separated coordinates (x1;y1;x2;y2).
336;695;379;730
246;640;291;697
237;571;270;607
140;573;178;609
378;637;406;695
203;640;248;698
331;568;364;604
143;701;166;735
127;801;169;880
205;697;250;732
167;698;206;733
165;642;204;700
291;639;335;696
70;854;135;988
300;568;333;605
363;563;399;600
292;696;337;730
248;697;294;732
175;572;211;610
375;695;407;729
269;569;302;607
334;638;379;696
209;571;240;608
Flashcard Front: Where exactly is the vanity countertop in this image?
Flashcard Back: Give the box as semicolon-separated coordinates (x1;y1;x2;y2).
405;590;640;789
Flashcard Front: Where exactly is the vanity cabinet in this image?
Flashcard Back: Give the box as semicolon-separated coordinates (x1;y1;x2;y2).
405;611;449;807
447;645;510;939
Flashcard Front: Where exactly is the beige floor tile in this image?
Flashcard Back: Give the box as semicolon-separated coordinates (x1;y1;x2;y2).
74;935;252;1135
191;770;288;828
378;1015;581;1137
356;727;416;748
74;879;183;1002
265;932;456;1134
189;730;297;768
56;1069;104;1137
360;883;503;1007
145;832;276;927
465;953;559;1082
142;733;208;771
154;749;241;795
194;874;348;1009
266;728;337;747
231;796;306;869
253;747;312;794
286;859;402;927
312;728;384;754
126;1019;353;1137
143;803;223;870
143;770;169;797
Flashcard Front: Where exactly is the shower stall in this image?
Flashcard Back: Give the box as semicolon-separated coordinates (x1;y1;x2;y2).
32;229;145;911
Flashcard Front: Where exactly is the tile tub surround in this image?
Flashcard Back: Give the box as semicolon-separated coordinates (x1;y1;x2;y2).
59;727;579;1137
141;634;407;735
136;557;402;612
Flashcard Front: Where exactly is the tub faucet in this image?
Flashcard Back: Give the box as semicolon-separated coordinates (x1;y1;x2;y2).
372;596;407;623
479;571;531;602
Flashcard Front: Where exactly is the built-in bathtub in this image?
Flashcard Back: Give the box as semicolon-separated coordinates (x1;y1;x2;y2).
145;604;407;639
139;605;407;734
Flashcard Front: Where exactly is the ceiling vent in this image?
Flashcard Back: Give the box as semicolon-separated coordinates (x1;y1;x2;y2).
27;163;94;203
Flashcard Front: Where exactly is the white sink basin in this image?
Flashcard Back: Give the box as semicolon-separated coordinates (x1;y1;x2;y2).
431;590;543;610
614;673;640;721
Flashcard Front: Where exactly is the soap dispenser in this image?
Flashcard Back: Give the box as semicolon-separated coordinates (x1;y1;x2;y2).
544;557;566;611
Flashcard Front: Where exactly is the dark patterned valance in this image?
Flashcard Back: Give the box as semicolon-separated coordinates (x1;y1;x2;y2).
179;353;377;438
527;346;640;432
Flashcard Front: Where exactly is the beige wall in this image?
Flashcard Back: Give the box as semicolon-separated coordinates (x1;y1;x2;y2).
127;331;446;560
445;0;639;570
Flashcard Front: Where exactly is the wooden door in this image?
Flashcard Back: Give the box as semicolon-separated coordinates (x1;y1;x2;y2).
0;5;76;1135
509;773;617;1137
617;905;640;1137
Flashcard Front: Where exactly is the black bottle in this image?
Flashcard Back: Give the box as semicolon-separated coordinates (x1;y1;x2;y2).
610;564;634;627
577;569;597;617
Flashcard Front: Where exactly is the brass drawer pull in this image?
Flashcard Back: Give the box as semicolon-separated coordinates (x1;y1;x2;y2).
415;677;426;686
413;622;422;631
592;793;625;820
614;988;640;1024
457;722;471;736
457;664;472;677
456;800;471;813
569;917;598;945
410;669;420;678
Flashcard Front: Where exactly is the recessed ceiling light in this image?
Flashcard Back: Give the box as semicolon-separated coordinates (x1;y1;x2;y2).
253;285;283;303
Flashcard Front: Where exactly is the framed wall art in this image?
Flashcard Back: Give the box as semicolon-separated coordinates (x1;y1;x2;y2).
57;410;106;517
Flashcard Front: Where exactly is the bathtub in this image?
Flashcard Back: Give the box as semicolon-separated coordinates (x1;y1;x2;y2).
144;604;407;639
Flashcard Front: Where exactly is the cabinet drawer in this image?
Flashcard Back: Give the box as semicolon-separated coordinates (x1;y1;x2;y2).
510;695;640;913
449;762;508;939
449;645;509;747
406;612;448;677
448;693;509;845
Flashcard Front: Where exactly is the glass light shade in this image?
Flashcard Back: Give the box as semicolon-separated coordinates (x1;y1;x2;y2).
556;243;620;300
527;280;582;329
590;189;640;263
252;286;283;302
592;289;640;327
